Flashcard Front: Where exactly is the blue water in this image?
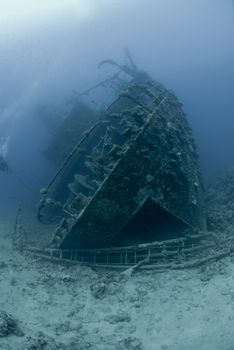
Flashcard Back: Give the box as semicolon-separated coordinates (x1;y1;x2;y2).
0;2;234;349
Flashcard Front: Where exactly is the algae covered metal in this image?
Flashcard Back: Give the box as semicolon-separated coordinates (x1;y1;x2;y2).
37;56;206;250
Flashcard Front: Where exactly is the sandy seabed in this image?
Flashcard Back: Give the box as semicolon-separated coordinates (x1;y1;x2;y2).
1;213;234;350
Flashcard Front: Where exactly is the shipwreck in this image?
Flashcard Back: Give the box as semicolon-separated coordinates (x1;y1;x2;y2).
15;53;219;269
37;52;206;246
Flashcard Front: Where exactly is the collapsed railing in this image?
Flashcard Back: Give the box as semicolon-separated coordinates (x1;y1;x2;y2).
12;205;234;271
22;231;234;271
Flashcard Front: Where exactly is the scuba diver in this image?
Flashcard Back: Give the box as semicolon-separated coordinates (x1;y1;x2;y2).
0;155;9;172
0;154;33;191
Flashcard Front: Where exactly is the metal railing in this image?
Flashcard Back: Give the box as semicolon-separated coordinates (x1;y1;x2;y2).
24;231;231;270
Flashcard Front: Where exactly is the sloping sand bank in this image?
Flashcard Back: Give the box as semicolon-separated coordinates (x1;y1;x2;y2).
1;215;234;350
